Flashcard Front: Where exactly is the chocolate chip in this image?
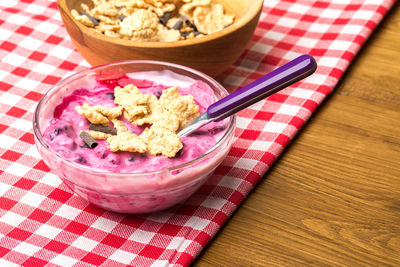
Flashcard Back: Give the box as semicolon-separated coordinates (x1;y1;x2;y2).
80;131;98;148
118;15;125;21
180;31;192;39
105;92;115;99
181;15;190;25
175;145;184;157
79;11;99;27
180;32;188;39
172;170;181;175
181;16;198;30
128;157;134;162
108;156;120;165
101;152;107;159
77;155;87;164
153;87;163;99
89;124;117;135
54;127;63;135
173;20;183;30
159;12;172;25
80;143;89;148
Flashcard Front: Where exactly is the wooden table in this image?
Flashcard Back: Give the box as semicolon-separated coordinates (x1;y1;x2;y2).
194;2;400;266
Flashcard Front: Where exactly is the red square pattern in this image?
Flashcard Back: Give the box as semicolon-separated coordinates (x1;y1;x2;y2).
176;252;193;266
45;35;62;44
0;41;17;52
81;253;107;266
1;150;23;161
0;197;17;210
20;132;35;144
158;223;182;236
245;170;261;186
33;160;51;172
33;14;48;21
139;245;164;259
0;124;8;133
6;107;27;118
28;51;46;62
59;61;78;70
16;26;33;35
47;188;73;203
28;209;53;223
25;91;43;101
100;233;127;249
0;246;10;257
239;129;261;140
193;231;212;245
7;228;32;241
48;2;58;9
275;134;291;147
64;221;90;235
83;204;106;216
260;152;276;166
42;75;61;85
11;67;30;77
44;240;69;253
13;178;37;190
22;257;48;267
253;111;275;121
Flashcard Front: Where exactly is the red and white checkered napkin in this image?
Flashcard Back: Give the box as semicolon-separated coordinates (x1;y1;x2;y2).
0;0;395;266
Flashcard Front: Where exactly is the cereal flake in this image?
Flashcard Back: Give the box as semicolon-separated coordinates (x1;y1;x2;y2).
84;130;112;140
193;4;235;35
114;84;157;123
75;103;109;125
107;131;147;153
140;126;182;157
75;103;122;125
159;86;200;127
120;9;159;40
76;82;200;157
71;9;95;27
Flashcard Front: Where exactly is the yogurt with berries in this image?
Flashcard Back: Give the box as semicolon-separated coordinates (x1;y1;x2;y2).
34;64;234;213
42;70;226;172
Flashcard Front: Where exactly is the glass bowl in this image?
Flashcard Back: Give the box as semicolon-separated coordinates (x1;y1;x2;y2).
33;60;235;214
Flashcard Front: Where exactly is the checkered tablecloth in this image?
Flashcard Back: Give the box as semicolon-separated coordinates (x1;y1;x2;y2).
0;0;395;266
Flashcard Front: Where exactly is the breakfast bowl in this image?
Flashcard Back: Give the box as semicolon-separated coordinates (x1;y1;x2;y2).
33;60;235;214
57;0;264;77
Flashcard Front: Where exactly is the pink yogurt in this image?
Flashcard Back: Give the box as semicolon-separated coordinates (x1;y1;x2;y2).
37;69;233;213
42;70;227;173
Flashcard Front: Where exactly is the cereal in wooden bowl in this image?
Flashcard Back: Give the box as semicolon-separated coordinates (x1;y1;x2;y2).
71;0;235;41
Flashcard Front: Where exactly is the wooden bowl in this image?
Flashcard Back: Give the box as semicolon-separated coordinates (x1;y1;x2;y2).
57;0;263;77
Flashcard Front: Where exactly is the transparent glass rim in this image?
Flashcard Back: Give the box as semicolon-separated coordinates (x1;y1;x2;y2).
33;60;236;176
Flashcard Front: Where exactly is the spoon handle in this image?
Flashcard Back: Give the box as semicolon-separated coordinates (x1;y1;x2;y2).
207;54;317;121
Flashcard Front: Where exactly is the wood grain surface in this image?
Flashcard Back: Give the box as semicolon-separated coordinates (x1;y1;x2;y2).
193;2;400;266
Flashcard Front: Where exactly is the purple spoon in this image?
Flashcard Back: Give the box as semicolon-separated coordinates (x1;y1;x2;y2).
177;54;317;137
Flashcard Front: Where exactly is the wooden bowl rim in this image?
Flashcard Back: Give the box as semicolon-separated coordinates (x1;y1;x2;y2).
57;0;264;48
